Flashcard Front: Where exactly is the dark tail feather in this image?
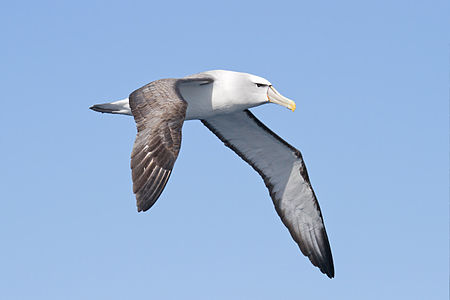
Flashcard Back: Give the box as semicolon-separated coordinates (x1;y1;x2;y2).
89;98;132;115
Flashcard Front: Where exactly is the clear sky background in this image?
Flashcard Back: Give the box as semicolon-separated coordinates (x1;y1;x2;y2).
1;1;448;299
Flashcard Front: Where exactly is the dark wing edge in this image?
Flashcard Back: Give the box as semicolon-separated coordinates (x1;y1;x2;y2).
129;78;210;212
201;110;334;278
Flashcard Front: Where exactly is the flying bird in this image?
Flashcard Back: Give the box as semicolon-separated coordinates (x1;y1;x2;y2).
90;70;334;278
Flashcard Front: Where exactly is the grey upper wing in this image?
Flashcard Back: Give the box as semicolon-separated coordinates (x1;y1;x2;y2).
128;78;188;212
201;110;334;278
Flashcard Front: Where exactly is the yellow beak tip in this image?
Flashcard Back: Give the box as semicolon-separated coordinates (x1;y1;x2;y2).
290;103;296;112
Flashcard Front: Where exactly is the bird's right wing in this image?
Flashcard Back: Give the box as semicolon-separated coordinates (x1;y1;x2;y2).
201;110;334;278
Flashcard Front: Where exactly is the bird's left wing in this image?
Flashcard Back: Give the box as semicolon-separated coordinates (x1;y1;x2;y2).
129;78;210;212
201;110;334;278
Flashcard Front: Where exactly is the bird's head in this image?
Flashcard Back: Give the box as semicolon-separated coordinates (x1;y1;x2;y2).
203;70;296;112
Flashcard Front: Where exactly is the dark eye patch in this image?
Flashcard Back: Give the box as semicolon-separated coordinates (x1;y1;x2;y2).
256;83;268;87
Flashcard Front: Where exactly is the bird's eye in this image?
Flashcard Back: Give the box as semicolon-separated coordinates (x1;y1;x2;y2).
256;83;267;88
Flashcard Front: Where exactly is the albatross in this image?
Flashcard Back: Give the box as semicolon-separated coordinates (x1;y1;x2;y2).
90;70;334;278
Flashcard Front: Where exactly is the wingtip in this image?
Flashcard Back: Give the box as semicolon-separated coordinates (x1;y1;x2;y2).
319;254;335;278
304;231;334;279
313;256;334;278
324;266;335;279
318;248;335;279
136;202;147;212
136;200;151;213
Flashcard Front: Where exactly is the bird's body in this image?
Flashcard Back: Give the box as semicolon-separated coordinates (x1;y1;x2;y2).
96;70;277;119
90;70;334;278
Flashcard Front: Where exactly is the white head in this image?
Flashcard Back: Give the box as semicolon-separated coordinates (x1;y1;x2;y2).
200;70;296;113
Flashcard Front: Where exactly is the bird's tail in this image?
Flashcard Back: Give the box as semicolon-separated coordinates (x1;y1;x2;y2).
90;98;132;116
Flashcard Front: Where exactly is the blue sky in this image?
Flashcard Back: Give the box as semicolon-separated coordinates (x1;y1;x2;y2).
1;1;448;299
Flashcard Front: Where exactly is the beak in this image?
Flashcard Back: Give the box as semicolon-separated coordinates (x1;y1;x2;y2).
267;86;296;112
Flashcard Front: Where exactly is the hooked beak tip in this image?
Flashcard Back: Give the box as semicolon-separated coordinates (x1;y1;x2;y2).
267;86;296;112
290;102;296;112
